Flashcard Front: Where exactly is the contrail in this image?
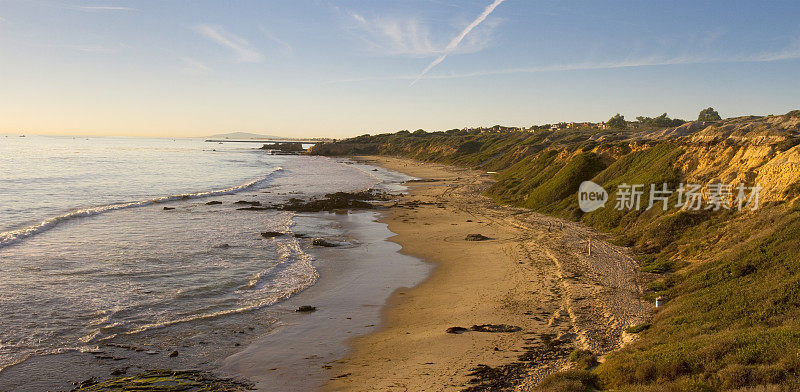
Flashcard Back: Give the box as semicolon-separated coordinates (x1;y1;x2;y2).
410;0;505;86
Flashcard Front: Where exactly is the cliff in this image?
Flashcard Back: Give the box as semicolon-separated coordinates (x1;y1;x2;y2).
310;111;800;391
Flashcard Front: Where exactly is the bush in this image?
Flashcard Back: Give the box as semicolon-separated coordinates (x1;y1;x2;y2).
569;349;599;369
625;323;651;334
698;107;722;121
636;113;687;127
456;140;483;154
536;370;598;392
607;113;627;129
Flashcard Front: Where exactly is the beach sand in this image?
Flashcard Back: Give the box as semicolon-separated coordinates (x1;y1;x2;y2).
324;156;649;391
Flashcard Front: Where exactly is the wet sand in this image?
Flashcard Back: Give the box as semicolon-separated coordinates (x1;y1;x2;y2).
221;211;430;391
324;156;649;391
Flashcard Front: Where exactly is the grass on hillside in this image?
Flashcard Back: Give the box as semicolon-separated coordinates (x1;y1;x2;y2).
313;113;800;391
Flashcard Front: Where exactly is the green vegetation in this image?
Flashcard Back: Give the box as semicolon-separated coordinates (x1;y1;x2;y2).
523;151;605;212
597;216;800;390
536;370;598;392
625;323;651;334
606;113;627;129
636;113;687;127
73;370;253;392
569;349;600;370
698;107;722;121
311;111;800;391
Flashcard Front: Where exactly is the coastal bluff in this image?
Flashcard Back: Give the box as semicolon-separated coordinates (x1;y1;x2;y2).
313;111;800;391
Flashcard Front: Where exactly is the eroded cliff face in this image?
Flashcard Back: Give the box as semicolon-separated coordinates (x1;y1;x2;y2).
311;111;800;390
656;115;800;203
312;112;800;207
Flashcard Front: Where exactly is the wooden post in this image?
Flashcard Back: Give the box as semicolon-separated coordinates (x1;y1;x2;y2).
588;236;592;257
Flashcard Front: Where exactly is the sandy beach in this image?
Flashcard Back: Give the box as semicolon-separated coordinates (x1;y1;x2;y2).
324;156;649;391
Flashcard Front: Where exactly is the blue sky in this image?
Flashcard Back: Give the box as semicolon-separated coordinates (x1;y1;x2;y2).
1;0;798;137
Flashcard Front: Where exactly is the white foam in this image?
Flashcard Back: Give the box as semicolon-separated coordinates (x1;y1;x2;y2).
0;167;283;249
97;213;318;339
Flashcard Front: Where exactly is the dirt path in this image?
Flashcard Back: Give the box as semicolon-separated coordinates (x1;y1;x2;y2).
324;156;649;391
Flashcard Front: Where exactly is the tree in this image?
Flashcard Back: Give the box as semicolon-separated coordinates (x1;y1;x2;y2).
636;113;686;127
606;113;626;129
698;107;721;122
412;129;427;136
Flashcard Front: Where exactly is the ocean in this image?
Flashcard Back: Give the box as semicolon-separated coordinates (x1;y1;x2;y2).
0;135;424;391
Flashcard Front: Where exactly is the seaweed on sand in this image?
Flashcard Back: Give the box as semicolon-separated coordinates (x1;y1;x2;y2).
72;369;254;392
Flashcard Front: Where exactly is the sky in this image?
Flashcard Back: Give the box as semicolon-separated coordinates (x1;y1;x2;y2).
0;0;799;138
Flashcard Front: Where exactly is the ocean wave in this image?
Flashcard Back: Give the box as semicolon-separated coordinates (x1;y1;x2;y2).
0;345;101;374
79;212;318;341
0;167;283;249
99;237;318;340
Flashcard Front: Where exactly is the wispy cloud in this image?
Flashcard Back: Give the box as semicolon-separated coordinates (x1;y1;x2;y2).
349;12;438;57
411;0;505;85
260;27;293;56
62;43;129;54
179;57;212;75
329;43;800;84
193;24;264;63
347;11;498;58
72;6;137;12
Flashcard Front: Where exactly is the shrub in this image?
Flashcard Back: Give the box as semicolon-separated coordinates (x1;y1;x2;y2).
625;323;651;334
536;370;598;392
569;349;599;370
698;107;722;121
607;113;627;129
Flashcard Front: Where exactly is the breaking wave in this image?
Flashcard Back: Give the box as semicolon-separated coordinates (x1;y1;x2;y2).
0;167;283;249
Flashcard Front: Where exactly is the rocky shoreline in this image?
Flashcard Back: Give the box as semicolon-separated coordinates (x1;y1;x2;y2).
61;189;411;392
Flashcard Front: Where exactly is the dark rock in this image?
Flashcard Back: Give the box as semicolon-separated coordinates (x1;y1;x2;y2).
465;233;489;241
215;243;230;249
234;200;261;206
312;238;338;247
293;233;307;238
446;326;469;334
110;367;128;376
260;231;284;238
205;201;222;205
168;350;179;358
163;207;175;210
259;142;305;154
278;191;391;212
470;324;522;333
77;378;97;388
296;305;317;312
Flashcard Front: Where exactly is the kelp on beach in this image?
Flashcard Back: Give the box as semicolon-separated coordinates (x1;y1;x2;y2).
71;370;253;392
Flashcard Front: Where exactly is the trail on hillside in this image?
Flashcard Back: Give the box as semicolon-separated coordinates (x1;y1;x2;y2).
422;162;650;388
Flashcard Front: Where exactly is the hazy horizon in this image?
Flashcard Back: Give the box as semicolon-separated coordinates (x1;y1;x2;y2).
1;0;799;138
